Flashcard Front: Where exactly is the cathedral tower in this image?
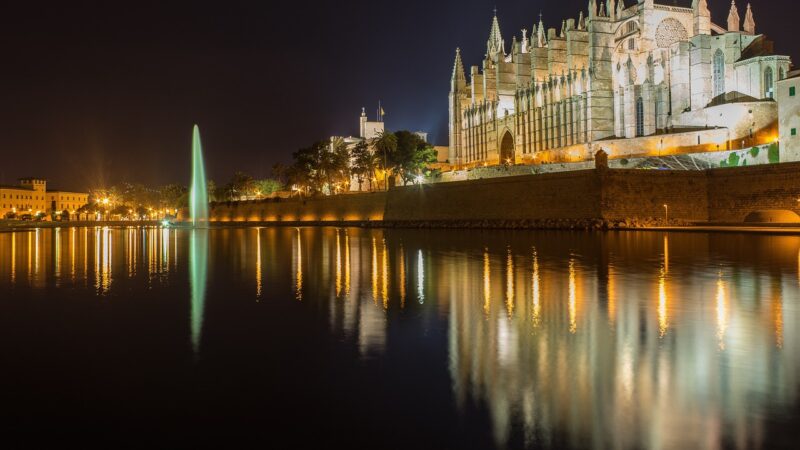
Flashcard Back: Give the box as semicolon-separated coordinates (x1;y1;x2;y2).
693;0;711;35
449;48;467;164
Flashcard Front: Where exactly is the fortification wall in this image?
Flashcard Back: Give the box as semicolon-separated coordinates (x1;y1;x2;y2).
599;169;709;222
384;170;601;222
206;163;800;227
210;192;387;223
706;162;800;222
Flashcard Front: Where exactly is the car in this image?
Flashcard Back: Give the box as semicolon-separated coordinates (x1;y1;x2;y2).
20;214;32;221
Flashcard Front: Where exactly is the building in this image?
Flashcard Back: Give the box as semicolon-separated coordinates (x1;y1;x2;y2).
449;1;792;167
778;70;800;162
0;178;88;220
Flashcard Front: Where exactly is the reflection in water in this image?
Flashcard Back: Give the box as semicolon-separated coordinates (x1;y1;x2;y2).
531;248;540;327
294;228;303;301
716;276;727;351
398;244;405;307
10;232;15;285
256;228;263;300
505;247;514;318
417;249;424;304
190;229;208;355
658;235;669;338
483;248;491;317
568;258;576;334
2;228;800;449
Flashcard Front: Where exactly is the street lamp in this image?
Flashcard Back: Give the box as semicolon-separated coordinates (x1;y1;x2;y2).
663;204;669;223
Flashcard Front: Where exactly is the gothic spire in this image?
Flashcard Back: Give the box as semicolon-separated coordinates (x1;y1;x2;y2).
727;0;740;32
451;48;466;83
744;3;756;34
487;10;504;56
578;11;586;30
616;0;625;18
537;13;546;47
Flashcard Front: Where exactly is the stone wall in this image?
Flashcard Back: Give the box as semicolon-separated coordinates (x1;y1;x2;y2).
210;192;387;223
384;170;601;222
599;169;709;222
207;162;800;226
707;163;800;222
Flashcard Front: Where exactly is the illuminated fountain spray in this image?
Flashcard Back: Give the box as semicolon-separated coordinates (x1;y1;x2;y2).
190;124;209;228
188;125;209;356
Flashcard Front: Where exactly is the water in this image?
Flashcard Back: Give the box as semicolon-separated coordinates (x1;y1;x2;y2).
0;227;799;448
190;125;208;227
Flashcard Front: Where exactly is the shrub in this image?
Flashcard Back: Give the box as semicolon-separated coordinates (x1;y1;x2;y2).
750;147;760;158
620;158;629;166
768;143;780;163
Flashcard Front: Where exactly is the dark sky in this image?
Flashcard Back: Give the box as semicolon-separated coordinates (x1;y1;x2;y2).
1;0;795;188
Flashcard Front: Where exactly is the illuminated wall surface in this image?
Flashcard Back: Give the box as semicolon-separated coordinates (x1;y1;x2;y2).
0;227;798;447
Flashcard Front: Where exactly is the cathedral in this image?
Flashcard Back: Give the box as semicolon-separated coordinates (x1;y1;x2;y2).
448;0;792;166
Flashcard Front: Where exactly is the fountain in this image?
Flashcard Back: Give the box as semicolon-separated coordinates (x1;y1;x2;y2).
189;125;209;228
188;125;209;355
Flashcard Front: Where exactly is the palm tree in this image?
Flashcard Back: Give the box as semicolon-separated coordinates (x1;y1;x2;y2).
372;131;397;191
351;140;379;191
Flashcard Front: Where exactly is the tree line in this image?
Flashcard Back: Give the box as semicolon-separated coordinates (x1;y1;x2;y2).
282;130;438;195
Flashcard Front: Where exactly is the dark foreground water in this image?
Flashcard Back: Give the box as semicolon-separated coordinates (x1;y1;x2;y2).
0;227;799;448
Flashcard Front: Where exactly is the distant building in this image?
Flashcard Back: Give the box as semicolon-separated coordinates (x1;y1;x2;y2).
359;108;385;140
0;178;88;219
449;1;792;166
778;70;800;162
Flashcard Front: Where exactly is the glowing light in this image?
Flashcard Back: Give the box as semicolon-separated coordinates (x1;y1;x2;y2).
415;175;425;185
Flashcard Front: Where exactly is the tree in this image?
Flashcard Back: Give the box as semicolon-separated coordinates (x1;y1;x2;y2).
159;184;188;210
326;137;352;194
351;140;379;191
255;179;283;197
372;131;398;190
389;131;438;185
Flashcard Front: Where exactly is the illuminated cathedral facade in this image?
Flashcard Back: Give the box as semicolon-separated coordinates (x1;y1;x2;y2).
448;0;791;166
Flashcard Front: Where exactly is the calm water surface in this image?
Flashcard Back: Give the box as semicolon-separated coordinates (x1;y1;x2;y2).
0;227;799;448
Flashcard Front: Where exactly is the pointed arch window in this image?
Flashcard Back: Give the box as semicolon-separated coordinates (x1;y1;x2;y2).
713;49;725;98
765;67;774;99
636;97;644;137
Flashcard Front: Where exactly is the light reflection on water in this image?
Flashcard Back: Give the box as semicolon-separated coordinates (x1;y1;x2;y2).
0;226;799;448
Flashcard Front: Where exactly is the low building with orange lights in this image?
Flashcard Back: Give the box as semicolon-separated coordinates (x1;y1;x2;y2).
0;178;88;220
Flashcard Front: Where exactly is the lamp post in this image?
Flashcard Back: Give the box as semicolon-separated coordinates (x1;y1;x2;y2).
663;204;669;224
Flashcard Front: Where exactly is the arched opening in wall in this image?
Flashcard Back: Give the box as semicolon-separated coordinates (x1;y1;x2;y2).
765;67;774;99
636;97;645;137
499;131;515;164
713;49;725;99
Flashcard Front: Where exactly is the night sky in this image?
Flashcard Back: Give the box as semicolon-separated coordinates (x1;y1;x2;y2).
1;0;796;188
